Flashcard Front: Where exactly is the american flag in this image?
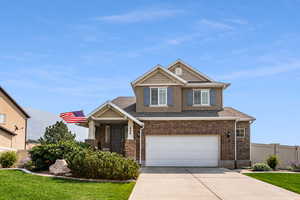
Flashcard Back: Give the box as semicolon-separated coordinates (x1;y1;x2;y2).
60;110;87;123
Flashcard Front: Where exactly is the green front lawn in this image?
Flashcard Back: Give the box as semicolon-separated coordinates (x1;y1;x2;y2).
0;170;135;200
245;173;300;194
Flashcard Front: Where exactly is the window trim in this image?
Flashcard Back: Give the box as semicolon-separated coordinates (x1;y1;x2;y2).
105;125;110;144
0;113;6;124
150;87;168;107
193;89;210;106
236;128;246;138
201;89;210;106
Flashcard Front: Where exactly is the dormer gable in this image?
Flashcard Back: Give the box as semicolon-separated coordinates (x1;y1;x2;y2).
168;59;214;83
131;65;187;87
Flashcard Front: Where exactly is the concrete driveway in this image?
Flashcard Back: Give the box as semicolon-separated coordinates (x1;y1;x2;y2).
129;167;300;200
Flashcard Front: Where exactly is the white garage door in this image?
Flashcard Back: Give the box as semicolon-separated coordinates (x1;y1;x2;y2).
146;135;219;167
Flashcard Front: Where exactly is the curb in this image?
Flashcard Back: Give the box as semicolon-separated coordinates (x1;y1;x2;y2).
0;168;135;183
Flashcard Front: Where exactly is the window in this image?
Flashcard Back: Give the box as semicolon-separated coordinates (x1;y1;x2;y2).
150;87;167;106
193;90;201;105
0;114;6;124
201;89;210;106
175;67;182;75
193;89;210;106
236;128;245;137
105;125;110;143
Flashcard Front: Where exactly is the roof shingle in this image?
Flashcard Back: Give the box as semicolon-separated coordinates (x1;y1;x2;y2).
111;96;255;120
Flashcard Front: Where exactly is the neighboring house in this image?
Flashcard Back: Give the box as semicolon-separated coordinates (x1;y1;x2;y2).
79;59;255;168
0;87;30;151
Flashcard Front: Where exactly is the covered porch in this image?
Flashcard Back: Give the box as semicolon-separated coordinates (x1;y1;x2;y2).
81;101;144;161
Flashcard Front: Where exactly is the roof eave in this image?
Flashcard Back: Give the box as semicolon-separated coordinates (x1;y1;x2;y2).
0;87;30;118
0;126;17;136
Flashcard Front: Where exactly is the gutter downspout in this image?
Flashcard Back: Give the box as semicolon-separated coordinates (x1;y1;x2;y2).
139;125;144;165
249;120;254;165
234;119;238;168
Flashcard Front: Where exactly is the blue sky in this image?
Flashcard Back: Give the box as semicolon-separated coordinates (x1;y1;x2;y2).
1;0;300;145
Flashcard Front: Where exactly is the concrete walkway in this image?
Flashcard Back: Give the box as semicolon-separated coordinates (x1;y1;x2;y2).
129;167;300;200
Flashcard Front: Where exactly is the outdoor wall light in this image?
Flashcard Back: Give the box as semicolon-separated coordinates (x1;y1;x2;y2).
227;132;231;138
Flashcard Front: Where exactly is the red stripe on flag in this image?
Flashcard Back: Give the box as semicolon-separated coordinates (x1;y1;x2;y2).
60;111;86;123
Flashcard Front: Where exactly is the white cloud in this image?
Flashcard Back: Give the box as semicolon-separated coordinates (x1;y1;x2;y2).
166;33;201;45
217;60;300;80
95;9;184;23
198;19;234;30
224;18;248;25
0;66;130;98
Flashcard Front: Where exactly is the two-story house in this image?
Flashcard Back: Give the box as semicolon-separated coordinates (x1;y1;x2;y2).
80;60;255;169
0;87;30;151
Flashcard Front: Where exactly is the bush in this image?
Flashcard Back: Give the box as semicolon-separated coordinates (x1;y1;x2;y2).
267;155;279;170
0;151;17;168
67;149;140;180
252;163;272;171
23;160;36;171
290;161;300;172
29;141;85;171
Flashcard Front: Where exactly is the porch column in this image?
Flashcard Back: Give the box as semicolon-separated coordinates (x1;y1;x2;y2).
88;120;95;139
124;120;136;160
85;120;96;147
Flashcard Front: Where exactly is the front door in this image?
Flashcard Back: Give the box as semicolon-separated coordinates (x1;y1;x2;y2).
110;125;125;155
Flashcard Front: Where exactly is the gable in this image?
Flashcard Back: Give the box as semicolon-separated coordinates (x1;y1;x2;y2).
168;60;213;82
88;101;144;126
140;70;179;85
93;106;124;119
131;65;186;87
0;87;30;118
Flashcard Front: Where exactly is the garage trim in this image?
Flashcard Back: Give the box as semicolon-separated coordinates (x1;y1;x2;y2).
145;135;220;167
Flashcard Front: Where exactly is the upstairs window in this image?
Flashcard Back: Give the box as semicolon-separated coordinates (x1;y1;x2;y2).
193;89;210;106
150;87;167;106
0;114;6;124
236;128;246;137
201;89;210;105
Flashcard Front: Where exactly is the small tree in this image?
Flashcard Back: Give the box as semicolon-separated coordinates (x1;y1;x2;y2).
267;155;279;170
39;121;75;144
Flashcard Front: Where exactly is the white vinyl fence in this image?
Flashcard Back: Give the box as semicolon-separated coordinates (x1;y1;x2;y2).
251;143;300;169
0;147;16;152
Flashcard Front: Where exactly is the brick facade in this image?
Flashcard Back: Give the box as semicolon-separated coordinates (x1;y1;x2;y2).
89;120;251;169
135;120;251;168
124;139;136;159
236;121;251;160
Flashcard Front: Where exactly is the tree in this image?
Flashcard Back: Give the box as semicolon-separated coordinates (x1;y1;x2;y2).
39;121;76;144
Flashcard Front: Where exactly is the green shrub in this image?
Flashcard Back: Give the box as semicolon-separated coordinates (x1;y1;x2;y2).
252;163;272;171
289;161;300;172
29;141;85;171
67;149;140;180
0;151;17;168
267;155;279;170
23;160;36;171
